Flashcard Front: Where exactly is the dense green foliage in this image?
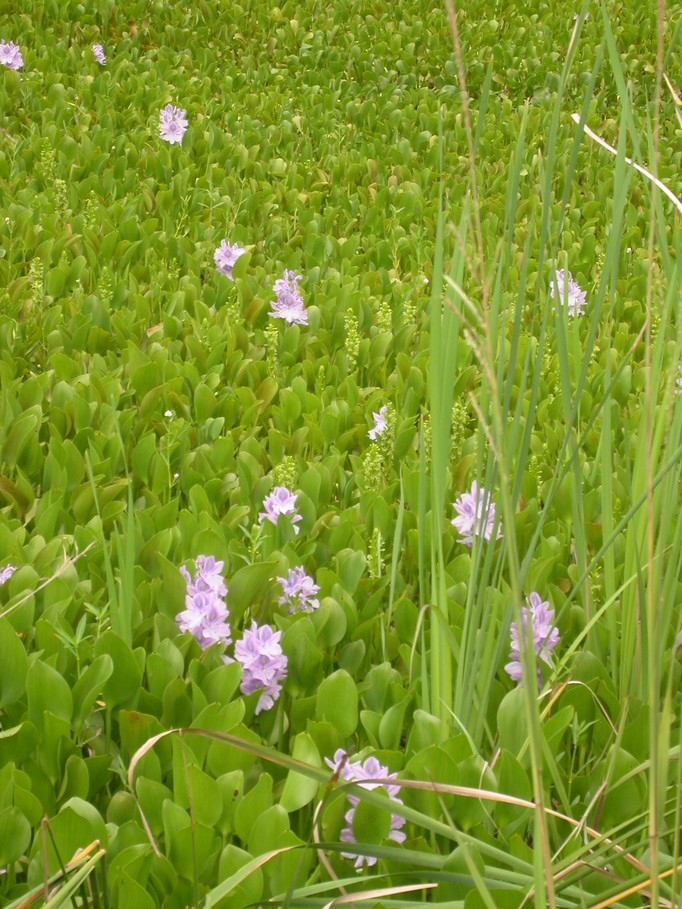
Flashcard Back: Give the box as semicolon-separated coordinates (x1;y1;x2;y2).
0;0;681;907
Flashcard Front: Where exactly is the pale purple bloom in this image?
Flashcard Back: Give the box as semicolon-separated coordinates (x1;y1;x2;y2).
676;364;682;395
451;481;502;547
325;750;407;869
259;486;303;535
176;555;231;650
92;44;106;65
214;240;246;279
159;104;188;145
235;621;288;714
551;269;587;317
368;405;388;441
0;41;23;71
277;566;320;613
0;564;17;586
270;270;308;325
505;592;560;688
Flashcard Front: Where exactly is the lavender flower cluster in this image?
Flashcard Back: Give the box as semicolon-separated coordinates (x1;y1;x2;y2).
177;555;231;650
451;480;503;547
159;103;188;145
214;240;246;279
0;40;23;70
551;269;587;317
270;270;308;325
277;566;320;613
368;405;388;441
505;592;560;688
259;485;303;535
0;564;17;586
235;621;288;714
326;750;407;869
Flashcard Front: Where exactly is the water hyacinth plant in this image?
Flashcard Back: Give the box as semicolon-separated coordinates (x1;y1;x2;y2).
159;103;188;144
258;485;303;534
277;566;320;613
451;480;503;546
0;1;680;908
214;239;245;278
551;267;588;316
234;621;288;713
368;405;389;440
505;591;560;687
0;563;17;585
176;555;231;650
0;39;23;69
325;750;407;869
270;269;309;324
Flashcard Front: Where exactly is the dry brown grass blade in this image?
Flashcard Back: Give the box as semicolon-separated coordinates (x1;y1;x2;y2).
322;882;438;908
13;843;105;909
571;113;682;215
588;861;682;909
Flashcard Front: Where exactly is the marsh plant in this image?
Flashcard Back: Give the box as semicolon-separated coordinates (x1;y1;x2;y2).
0;1;680;908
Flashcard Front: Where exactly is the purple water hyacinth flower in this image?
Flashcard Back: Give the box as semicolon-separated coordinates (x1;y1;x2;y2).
451;481;502;547
214;239;246;279
259;486;303;535
159;103;188;145
176;555;231;650
505;591;560;688
368;405;388;440
551;269;587;317
0;41;24;70
92;44;106;65
277;566;320;614
270;270;308;325
0;564;17;585
235;621;288;714
324;750;407;869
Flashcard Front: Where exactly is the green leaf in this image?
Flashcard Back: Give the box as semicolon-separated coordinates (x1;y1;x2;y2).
234;774;273;843
93;631;143;708
316;669;358;738
279;733;321;812
351;793;391;846
0;806;31;864
71;654;114;731
209;845;264;909
0;617;28;709
26;660;73;728
497;688;528;758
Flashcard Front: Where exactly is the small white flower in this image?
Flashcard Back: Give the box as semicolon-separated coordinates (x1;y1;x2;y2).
551;269;587;317
368;406;388;441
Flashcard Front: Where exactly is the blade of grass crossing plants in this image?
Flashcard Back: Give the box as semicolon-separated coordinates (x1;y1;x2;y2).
41;852;105;909
114;419;135;647
385;471;405;635
204;848;299;909
557;41;605;234
428;121;455;731
16;841;101;909
506;12;590;906
520;68;634;593
591;86;637;675
516;27;602;584
112;485;135;649
417;420;429;715
84;451;120;640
